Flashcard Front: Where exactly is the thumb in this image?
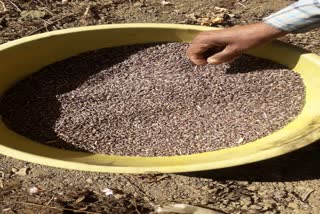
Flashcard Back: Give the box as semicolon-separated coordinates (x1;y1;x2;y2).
207;45;241;65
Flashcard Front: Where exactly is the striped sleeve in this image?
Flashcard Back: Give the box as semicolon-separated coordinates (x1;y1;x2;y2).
263;0;320;33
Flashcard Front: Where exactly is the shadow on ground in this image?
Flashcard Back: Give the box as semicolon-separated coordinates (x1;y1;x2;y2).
181;140;320;182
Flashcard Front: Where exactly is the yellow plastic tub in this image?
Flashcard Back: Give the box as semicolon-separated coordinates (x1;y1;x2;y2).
0;24;320;173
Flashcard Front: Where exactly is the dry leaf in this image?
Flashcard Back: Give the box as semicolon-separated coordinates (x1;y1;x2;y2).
20;10;47;19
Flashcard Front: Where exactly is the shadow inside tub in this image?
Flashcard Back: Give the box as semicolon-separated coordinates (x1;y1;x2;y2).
0;44;154;153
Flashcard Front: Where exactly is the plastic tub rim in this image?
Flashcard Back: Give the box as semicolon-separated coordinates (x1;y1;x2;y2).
0;23;319;173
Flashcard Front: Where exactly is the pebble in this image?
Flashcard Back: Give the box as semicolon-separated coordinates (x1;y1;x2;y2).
86;178;93;183
246;186;258;191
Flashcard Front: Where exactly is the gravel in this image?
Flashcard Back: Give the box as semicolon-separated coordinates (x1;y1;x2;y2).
0;43;305;156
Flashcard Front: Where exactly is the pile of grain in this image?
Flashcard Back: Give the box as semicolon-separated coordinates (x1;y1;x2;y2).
0;43;305;156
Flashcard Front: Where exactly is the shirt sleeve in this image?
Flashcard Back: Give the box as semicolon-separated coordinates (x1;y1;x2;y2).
263;0;320;33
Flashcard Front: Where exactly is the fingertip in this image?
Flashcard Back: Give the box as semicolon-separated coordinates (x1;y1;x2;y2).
188;54;208;66
207;58;221;65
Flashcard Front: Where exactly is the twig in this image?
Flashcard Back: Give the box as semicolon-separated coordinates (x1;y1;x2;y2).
44;140;58;144
38;195;55;213
8;0;22;12
33;0;45;6
129;198;141;214
235;2;247;8
0;1;7;11
83;5;90;17
0;171;4;188
8;196;27;199
26;13;76;36
0;200;101;214
40;17;51;25
48;187;60;193
2;208;11;212
302;189;315;202
41;7;54;16
45;195;55;206
122;176;153;202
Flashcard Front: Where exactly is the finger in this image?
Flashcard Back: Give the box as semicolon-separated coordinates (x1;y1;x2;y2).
188;54;208;65
187;43;223;65
187;43;210;65
227;55;241;63
210;54;240;64
207;46;241;65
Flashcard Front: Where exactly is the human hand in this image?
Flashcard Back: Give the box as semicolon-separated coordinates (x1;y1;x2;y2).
187;22;286;65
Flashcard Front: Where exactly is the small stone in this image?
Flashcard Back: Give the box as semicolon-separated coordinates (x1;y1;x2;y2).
133;2;144;7
201;186;209;191
246;185;258;191
86;178;93;183
133;192;139;197
29;186;40;194
237;181;249;185
304;45;313;49
260;199;275;211
160;0;172;6
114;194;123;199
200;199;209;205
240;196;252;206
273;190;287;198
250;204;263;210
14;167;29;176
102;188;113;196
287;202;299;210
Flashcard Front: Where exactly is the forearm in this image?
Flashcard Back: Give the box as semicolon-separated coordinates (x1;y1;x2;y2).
187;0;320;65
263;0;320;33
238;22;287;43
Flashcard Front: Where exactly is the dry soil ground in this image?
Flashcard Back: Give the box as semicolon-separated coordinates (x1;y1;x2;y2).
0;0;320;213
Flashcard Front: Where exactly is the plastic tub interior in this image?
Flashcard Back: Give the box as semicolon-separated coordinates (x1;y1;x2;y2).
0;24;320;173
